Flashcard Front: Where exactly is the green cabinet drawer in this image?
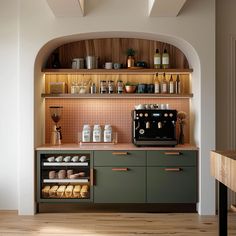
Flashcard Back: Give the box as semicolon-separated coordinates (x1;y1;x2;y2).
94;151;146;166
94;167;146;203
147;150;197;166
147;167;197;203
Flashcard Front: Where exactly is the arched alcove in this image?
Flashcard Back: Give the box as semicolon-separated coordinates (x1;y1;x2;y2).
34;31;203;213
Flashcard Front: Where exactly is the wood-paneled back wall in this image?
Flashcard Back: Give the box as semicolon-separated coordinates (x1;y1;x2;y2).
46;38;189;69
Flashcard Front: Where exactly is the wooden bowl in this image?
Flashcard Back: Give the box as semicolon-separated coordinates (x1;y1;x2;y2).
125;85;136;93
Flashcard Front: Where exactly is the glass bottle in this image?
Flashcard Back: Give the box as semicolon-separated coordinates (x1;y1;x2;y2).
108;80;114;94
100;80;107;94
103;124;113;143
175;74;181;94
51;52;61;69
93;124;102;142
162;49;169;69
154;73;160;94
161;73;168;94
169;74;174;94
154;49;161;69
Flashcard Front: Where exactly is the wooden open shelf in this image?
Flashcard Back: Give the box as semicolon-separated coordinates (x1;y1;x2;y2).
42;68;193;75
41;93;193;99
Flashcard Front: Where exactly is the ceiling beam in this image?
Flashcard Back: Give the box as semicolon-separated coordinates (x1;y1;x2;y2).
148;0;187;17
46;0;85;17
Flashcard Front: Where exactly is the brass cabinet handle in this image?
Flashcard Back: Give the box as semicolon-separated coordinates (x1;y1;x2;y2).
90;168;95;186
112;168;129;171
112;152;128;155
164;152;181;156
164;168;182;172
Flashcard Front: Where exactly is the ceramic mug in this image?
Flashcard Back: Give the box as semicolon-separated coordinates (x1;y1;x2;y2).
113;63;121;69
104;62;113;69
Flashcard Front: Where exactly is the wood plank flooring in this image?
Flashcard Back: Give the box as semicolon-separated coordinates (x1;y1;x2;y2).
0;211;236;236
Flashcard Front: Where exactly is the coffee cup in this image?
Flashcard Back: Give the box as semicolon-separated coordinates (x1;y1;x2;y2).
104;62;113;69
113;63;121;69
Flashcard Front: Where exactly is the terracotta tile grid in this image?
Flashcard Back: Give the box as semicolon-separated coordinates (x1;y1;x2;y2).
45;98;190;143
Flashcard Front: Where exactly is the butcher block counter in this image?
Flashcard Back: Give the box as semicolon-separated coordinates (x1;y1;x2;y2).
210;151;236;236
36;143;198;151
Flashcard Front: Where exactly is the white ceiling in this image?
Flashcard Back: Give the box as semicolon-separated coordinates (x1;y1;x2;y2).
46;0;187;18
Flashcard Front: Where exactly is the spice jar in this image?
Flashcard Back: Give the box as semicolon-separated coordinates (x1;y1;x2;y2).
117;80;123;94
100;80;107;94
108;80;114;94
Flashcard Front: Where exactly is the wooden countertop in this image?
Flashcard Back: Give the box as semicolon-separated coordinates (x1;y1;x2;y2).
36;143;198;151
211;150;236;192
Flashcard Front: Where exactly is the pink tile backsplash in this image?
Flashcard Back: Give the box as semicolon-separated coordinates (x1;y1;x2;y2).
45;98;190;143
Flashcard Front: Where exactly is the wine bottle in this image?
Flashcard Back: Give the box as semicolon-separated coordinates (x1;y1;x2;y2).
162;49;169;69
175;74;181;94
161;73;168;94
154;49;161;69
154;73;160;94
169;74;174;94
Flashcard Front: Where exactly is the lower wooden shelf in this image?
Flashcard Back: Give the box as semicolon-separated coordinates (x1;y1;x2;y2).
41;93;193;99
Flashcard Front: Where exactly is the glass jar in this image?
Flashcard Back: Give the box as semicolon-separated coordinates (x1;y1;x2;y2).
100;80;107;94
117;80;123;94
71;82;80;94
108;80;114;94
93;124;102;142
103;124;112;142
82;124;91;142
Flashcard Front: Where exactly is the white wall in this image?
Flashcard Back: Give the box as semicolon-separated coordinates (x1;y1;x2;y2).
0;0;216;214
0;0;18;210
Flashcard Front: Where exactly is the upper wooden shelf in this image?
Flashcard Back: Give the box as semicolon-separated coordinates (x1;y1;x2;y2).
42;68;193;75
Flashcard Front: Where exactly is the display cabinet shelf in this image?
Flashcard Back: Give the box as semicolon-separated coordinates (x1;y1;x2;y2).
43;162;88;167
41;93;193;99
43;178;89;183
42;68;193;75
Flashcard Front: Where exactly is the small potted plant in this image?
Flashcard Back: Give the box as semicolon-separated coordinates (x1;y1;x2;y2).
125;82;137;93
126;48;136;68
177;111;187;144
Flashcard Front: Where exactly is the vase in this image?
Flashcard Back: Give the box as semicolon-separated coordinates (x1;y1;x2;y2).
127;56;135;68
178;123;184;144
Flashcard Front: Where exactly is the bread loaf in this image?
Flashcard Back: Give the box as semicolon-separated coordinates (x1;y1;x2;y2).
58;170;66;179
42;185;50;198
65;185;74;198
57;185;66;198
49;185;58;197
80;185;89;198
73;185;81;198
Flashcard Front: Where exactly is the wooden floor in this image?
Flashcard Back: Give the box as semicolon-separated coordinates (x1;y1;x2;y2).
0;211;236;236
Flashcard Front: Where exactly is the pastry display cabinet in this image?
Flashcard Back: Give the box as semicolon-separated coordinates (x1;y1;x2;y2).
36;150;93;203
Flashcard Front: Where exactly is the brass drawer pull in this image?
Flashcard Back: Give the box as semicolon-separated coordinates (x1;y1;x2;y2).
112;168;129;171
90;168;95;186
164;152;181;156
164;168;182;172
112;152;128;155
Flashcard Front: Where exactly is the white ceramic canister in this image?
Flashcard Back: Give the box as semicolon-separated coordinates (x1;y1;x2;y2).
93;124;102;142
82;124;91;142
104;124;112;142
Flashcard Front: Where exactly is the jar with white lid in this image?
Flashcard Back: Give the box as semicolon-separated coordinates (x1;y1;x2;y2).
104;124;112;142
93;124;102;142
82;124;91;142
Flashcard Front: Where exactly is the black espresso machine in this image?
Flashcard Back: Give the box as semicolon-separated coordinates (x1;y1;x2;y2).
132;109;177;146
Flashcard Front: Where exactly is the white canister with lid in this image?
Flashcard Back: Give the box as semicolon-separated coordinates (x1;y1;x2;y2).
93;124;102;142
82;124;91;142
104;124;112;142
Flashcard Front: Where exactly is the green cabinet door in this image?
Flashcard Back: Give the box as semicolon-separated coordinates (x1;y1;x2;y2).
94;167;146;203
147;167;197;203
